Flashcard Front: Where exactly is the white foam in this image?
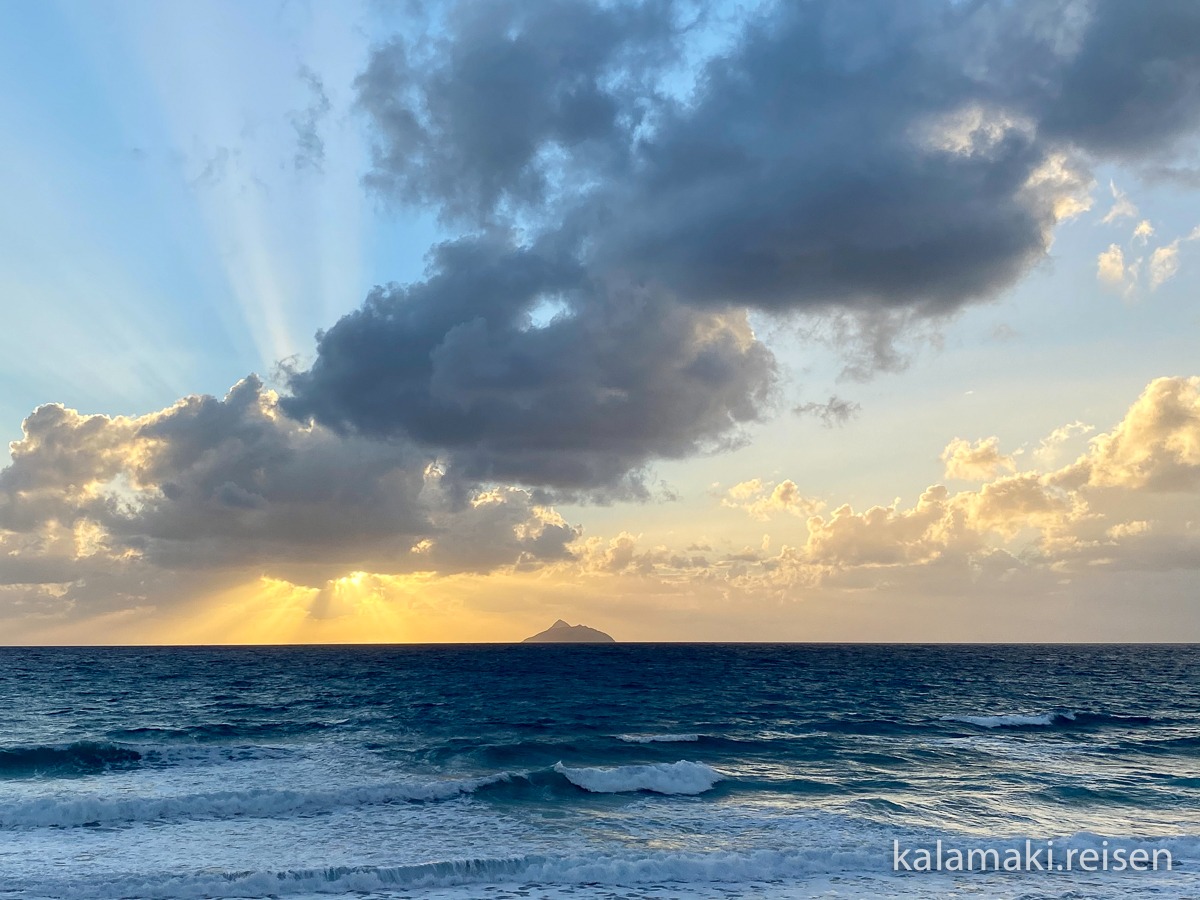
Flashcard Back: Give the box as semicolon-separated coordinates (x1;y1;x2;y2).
616;733;701;743
553;760;725;795
4;848;860;898
12;835;1195;899
944;711;1075;728
0;773;512;828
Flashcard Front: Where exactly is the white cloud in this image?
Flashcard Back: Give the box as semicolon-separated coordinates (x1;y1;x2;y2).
583;378;1200;616
1149;240;1181;290
1054;376;1200;492
722;479;824;521
1096;243;1127;286
1033;420;1095;466
941;436;1017;480
1100;180;1138;224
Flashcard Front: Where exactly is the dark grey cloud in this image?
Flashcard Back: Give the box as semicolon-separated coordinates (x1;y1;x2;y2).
1030;0;1200;159
584;2;1059;315
356;0;681;222
114;376;431;571
355;0;1200;314
283;0;1200;492
794;396;861;428
0;377;580;597
283;233;776;493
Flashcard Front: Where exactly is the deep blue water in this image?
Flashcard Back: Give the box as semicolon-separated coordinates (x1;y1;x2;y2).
1;644;1199;898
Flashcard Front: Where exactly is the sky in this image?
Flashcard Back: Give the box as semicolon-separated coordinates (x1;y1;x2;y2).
1;0;1199;644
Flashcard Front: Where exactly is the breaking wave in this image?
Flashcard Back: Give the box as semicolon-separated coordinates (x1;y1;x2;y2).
944;712;1076;728
616;733;701;743
943;711;1160;730
553;760;725;795
1;760;728;828
0;773;511;828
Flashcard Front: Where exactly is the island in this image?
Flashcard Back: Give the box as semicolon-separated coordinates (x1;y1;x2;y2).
522;619;616;643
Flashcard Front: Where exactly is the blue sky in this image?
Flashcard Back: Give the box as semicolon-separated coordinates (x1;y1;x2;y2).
0;1;440;425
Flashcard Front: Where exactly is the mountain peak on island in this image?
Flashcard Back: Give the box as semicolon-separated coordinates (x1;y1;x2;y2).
522;619;615;643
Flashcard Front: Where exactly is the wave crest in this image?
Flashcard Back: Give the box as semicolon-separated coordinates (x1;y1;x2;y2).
553;760;725;795
0;773;511;829
616;733;701;744
944;710;1160;730
0;759;729;828
944;712;1075;728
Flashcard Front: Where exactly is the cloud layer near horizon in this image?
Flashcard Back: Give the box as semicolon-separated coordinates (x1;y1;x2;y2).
3;375;1198;640
571;376;1200;635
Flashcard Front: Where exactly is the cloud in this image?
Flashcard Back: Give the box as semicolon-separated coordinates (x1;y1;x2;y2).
941;436;1017;480
1095;243;1127;288
415;481;581;573
6;374;1200;642
355;0;681;223
1025;1;1200;158
1033;420;1094;466
283;234;776;494
804;487;969;568
355;0;1200;324
1149;240;1181;289
800;474;1080;570
291;65;332;173
1055;376;1200;491
793;395;861;427
569;377;1200;613
277;0;1200;491
817;309;944;381
797;377;1200;580
1098;222;1196;293
575;531;666;574
722;479;824;521
1100;181;1138;223
0;377;583;616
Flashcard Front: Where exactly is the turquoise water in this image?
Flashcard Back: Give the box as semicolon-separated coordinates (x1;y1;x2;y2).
1;644;1198;898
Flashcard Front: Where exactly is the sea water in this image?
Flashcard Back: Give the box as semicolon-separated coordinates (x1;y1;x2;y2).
1;644;1198;898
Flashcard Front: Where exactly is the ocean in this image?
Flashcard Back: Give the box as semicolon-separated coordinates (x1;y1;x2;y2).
1;644;1198;899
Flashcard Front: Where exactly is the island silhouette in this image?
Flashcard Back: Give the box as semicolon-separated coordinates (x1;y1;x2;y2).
522;619;615;643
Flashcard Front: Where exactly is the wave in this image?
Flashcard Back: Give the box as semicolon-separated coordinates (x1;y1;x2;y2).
0;773;512;829
0;741;142;778
553;760;725;795
106;721;338;743
0;760;727;828
616;733;701;744
0;738;302;780
943;710;1160;730
14;833;1194;899
7;848;855;898
944;712;1076;728
136;744;298;767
